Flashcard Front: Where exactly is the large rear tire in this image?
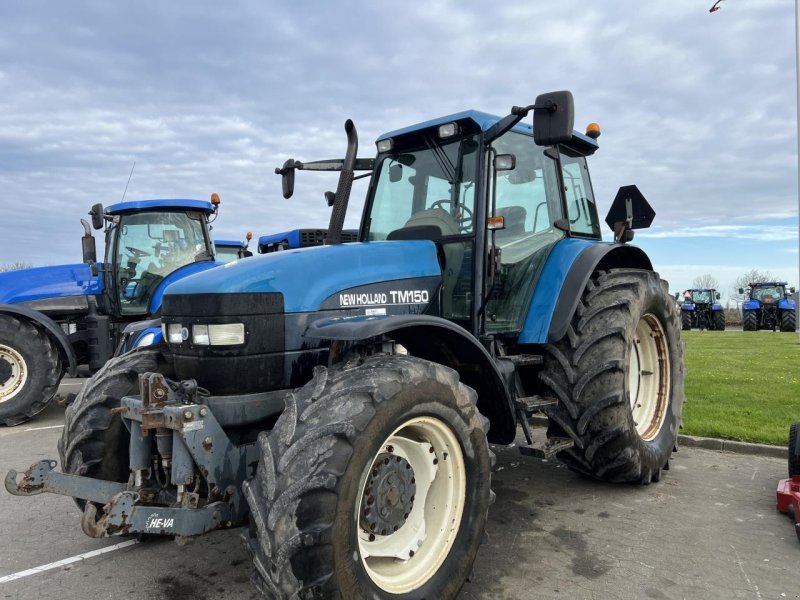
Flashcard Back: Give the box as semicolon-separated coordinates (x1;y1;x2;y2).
789;422;800;478
243;354;492;599
780;310;797;333
58;349;162;494
0;316;61;426
713;310;726;331
743;310;758;331
540;269;685;484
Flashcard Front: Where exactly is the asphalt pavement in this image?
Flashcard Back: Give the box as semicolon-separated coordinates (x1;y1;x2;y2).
0;379;797;600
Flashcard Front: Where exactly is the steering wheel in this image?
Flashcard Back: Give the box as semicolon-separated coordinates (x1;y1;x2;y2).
126;246;151;258
430;199;474;233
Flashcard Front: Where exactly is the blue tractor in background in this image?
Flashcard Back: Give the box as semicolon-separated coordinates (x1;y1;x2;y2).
0;195;226;425
8;92;685;600
677;288;725;330
257;228;358;253
739;281;797;332
214;232;254;263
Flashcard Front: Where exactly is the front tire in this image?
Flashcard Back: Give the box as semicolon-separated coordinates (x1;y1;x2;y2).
681;311;691;331
243;354;492;599
540;269;685;484
58;349;162;496
713;310;726;331
743;310;758;331
780;310;797;333
0;316;61;426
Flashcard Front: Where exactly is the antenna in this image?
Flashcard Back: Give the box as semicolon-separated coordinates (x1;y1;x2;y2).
121;161;136;201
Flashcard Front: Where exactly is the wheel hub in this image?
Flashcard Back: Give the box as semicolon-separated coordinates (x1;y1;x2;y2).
0;358;11;386
361;452;416;536
0;344;27;403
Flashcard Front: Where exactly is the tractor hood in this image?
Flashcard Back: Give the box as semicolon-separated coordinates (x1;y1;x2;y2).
0;263;102;304
163;241;442;313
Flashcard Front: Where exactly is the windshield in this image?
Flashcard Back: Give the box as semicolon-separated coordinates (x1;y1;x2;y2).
690;290;712;303
115;211;210;315
366;135;478;240
752;285;784;302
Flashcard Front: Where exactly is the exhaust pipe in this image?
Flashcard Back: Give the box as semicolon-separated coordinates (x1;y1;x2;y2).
326;119;358;245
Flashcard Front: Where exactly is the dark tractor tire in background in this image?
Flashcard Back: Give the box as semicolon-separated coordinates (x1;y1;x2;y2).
780;310;797;333
0;316;62;426
713;310;726;331
58;348;163;501
680;311;691;331
743;310;758;331
243;354;492;600
540;269;685;484
789;422;800;478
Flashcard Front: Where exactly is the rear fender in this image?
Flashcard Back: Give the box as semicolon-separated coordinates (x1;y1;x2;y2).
305;314;517;444
0;303;77;376
543;243;652;343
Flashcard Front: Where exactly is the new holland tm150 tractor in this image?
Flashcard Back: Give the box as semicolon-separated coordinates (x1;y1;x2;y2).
0;195;226;425
739;282;797;332
677;288;725;330
7;91;685;599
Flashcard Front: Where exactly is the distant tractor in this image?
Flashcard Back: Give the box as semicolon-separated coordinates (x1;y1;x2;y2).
0;196;225;425
677;289;725;330
257;228;359;253
214;233;254;263
739;282;797;332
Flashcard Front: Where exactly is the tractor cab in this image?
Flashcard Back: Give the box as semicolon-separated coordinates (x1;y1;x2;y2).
213;233;253;264
91;199;217;317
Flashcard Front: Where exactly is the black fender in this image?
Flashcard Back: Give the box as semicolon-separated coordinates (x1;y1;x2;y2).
0;303;78;377
305;314;517;444
548;243;653;343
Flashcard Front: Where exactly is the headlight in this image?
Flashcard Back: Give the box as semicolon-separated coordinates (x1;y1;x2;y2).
165;323;185;344
208;323;245;346
135;332;156;348
192;324;210;345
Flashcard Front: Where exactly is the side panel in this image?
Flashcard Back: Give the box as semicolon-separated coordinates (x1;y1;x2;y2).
778;298;796;310
742;300;761;310
0;263;103;303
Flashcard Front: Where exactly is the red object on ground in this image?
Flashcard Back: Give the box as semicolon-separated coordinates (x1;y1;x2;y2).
776;476;800;542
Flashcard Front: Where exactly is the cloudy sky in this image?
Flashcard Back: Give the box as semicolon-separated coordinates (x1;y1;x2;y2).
1;0;798;301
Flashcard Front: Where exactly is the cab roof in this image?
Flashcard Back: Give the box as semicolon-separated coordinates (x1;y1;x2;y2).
376;109;599;156
105;199;214;215
750;281;789;286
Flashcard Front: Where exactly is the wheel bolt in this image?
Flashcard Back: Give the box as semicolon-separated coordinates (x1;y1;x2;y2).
433;458;438;465
387;445;394;453
409;550;415;558
183;410;193;420
428;446;434;453
369;533;375;541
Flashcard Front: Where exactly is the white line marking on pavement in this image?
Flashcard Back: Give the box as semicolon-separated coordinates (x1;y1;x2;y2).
0;540;139;584
22;425;64;432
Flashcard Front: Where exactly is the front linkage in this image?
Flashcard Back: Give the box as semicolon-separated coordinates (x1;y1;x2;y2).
6;372;271;541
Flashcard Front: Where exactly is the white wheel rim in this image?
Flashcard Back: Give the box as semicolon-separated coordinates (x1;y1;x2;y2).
357;415;466;594
628;314;670;441
0;343;28;404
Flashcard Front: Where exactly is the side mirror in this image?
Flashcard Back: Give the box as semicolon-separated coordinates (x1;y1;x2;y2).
674;292;679;300
277;159;296;199
738;287;744;294
89;203;104;230
716;292;721;300
790;287;796;294
389;163;403;183
533;91;575;147
493;154;516;171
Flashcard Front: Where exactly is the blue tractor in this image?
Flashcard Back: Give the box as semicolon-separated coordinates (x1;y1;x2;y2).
214;233;254;264
677;288;725;330
8;92;685;599
0;195;225;425
739;282;797;332
257;228;358;253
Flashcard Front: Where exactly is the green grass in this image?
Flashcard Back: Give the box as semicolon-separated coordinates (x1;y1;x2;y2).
681;331;799;445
